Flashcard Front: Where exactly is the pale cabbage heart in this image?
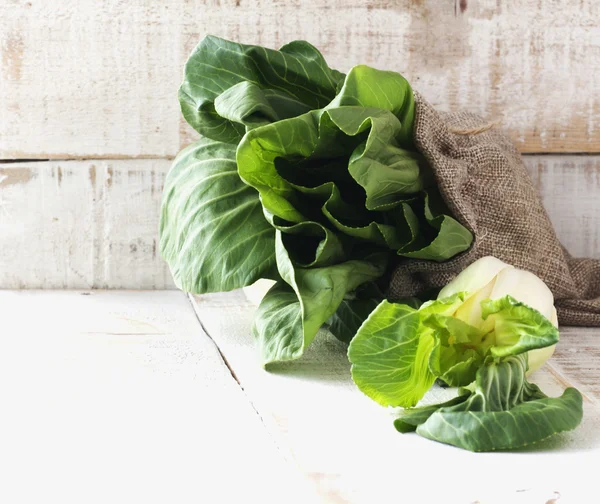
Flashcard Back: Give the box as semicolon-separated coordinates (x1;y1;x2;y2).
440;256;557;373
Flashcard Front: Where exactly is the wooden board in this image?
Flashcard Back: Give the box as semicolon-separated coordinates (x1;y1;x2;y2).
523;156;600;259
191;290;600;504
0;290;598;502
0;159;174;289
554;326;600;403
0;291;323;504
2;0;600;159
0;155;597;289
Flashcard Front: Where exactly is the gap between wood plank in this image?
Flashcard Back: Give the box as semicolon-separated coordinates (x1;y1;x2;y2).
188;291;600;503
0;158;50;164
186;293;242;386
2;153;600;163
185;293;281;441
545;363;596;405
0;155;175;162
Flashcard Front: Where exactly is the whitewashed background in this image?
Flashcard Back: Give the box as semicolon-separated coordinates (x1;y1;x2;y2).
1;0;599;288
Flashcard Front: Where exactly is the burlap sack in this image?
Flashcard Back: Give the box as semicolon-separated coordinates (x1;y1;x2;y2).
389;93;600;326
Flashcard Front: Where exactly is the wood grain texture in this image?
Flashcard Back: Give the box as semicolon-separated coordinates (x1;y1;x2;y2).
0;291;322;504
523;156;600;259
0;159;175;289
0;155;596;289
2;0;600;159
553;326;600;403
191;290;600;504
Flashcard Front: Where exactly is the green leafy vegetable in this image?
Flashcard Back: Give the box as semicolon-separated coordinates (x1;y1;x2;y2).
179;36;344;143
159;138;277;293
398;355;583;452
348;301;434;407
348;294;466;407
161;36;582;452
162;35;472;365
393;394;470;433
481;295;559;358
253;232;386;364
232;68;471;363
350;291;581;451
349;293;560;403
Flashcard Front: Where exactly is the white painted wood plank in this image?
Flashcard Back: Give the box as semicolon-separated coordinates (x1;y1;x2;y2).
551;326;600;402
2;0;600;158
0;291;322;504
524;156;600;259
191;290;600;504
0;160;175;289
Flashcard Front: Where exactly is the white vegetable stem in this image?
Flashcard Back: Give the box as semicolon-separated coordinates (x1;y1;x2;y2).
243;279;277;306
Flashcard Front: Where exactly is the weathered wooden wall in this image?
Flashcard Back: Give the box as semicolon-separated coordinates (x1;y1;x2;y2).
3;0;600;158
0;160;174;289
0;0;598;288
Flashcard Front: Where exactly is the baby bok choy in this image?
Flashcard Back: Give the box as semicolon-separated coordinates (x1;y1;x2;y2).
348;256;583;451
160;36;472;365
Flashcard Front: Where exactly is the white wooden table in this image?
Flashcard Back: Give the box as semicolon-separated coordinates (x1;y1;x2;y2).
1;290;598;504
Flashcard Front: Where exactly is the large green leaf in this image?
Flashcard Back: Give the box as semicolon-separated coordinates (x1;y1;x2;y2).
412;355;583;451
326;65;416;149
159;138;277;293
348;295;469;407
348;301;437;407
179;36;344;143
481;295;560;358
253;232;387;364
393;394;470;433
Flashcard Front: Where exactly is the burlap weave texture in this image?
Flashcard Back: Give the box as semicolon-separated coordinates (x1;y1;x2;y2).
389;94;600;326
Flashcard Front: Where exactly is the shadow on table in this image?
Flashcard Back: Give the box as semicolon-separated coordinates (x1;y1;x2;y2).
265;329;353;383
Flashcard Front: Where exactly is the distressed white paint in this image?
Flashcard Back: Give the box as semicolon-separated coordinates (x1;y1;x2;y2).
0;160;175;289
0;288;597;502
524;156;600;259
191;290;600;504
2;0;600;158
0;155;597;289
552;326;600;402
0;291;322;504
